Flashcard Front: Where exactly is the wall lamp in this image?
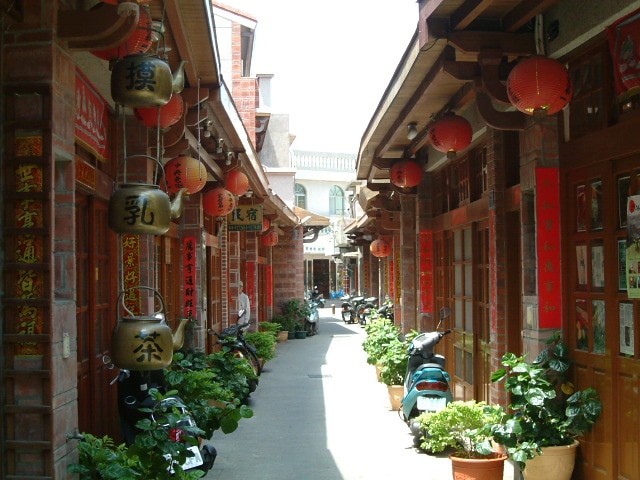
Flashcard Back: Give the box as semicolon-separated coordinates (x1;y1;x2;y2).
407;122;419;141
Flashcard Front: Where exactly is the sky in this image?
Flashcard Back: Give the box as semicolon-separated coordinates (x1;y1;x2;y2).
225;0;419;154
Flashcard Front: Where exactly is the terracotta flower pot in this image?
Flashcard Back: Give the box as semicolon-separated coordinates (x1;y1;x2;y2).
387;384;404;410
450;452;508;480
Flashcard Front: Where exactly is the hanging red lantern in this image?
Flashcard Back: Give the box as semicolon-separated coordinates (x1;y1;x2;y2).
91;6;153;61
261;231;279;247
261;218;271;233
390;159;422;188
134;93;184;129
370;238;392;258
225;170;249;196
429;114;472;159
203;187;236;217
507;55;573;121
164;156;207;194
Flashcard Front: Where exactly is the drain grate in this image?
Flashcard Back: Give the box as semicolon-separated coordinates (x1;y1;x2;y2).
308;374;332;378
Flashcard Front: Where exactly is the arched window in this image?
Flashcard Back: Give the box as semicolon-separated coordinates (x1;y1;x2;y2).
329;185;344;215
295;183;307;209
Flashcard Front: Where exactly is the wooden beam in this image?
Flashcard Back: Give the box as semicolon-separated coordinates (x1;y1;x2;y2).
447;31;535;56
476;91;525;131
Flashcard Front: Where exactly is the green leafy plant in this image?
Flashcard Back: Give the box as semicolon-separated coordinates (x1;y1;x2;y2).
245;331;277;362
490;332;603;470
361;318;401;366
282;298;311;322
378;335;409;386
258;321;281;339
167;350;255;437
417;400;504;459
68;389;206;480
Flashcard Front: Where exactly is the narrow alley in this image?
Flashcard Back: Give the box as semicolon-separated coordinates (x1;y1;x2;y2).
204;309;519;480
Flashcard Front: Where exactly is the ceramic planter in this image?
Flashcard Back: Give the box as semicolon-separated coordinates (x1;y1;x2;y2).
522;440;579;480
387;384;404;410
295;331;307;339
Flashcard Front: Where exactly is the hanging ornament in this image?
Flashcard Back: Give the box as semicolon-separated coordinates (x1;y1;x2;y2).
134;93;184;129
429;114;472;159
203;187;236;217
225;170;249;196
370;238;392;258
507;55;573;121
261;218;271;233
164;156;207;194
390;159;422;188
261;231;279;247
91;6;153;61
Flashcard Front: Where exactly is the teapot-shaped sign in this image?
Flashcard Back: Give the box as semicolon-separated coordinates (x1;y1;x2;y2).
111;54;187;107
111;287;190;371
108;155;188;235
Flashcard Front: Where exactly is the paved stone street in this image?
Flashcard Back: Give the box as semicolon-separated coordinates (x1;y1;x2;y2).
203;309;519;480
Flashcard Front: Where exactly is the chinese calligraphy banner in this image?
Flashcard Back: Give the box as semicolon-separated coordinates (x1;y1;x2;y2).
183;237;197;318
607;8;640;97
419;231;434;315
536;168;562;328
227;204;263;231
76;69;110;161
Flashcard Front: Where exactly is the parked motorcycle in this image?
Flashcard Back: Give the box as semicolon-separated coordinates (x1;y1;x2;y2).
310;287;326;308
104;357;217;473
340;294;364;324
305;299;320;336
357;296;378;325
399;307;453;446
209;309;261;392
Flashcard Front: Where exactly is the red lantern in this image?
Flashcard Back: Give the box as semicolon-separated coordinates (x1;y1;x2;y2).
261;231;279;247
370;238;392;258
203;187;236;217
507;55;573;120
134;93;184;129
91;6;153;61
261;218;271;233
390;159;422;188
429;114;472;159
164;156;206;194
225;170;249;196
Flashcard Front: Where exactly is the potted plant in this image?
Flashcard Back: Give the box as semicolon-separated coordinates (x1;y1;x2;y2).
490;332;603;480
417;400;507;480
294;322;307;339
245;331;277;362
378;335;408;410
269;315;290;342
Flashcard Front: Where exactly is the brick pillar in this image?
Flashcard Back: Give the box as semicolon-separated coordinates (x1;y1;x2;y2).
519;116;561;357
272;226;305;312
400;194;418;332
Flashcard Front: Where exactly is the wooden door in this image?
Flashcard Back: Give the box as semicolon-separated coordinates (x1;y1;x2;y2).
475;222;491;403
76;195;119;439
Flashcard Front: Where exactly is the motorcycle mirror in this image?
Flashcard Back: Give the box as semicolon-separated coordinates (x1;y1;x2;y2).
439;306;451;319
397;333;407;342
237;309;246;322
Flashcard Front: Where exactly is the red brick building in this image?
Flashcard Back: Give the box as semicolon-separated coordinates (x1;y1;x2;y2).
0;1;304;478
351;1;640;479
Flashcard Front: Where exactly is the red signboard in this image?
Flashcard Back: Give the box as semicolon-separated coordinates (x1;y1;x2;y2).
419;231;435;315
76;69;110;161
122;234;141;314
246;261;256;308
183;237;197;319
536;168;562;328
265;265;273;307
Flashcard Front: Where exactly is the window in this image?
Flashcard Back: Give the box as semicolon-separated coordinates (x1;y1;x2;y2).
329;185;344;215
295;183;306;209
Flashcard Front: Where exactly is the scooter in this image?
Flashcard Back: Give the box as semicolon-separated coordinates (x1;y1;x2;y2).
357;296;378;325
399;307;453;446
104;356;217;473
341;294;364;324
310;287;326;308
209;309;261;392
305;299;320;336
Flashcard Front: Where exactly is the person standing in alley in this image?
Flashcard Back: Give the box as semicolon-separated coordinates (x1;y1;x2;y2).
238;281;251;325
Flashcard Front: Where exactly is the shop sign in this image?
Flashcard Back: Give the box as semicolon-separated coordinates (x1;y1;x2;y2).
75;69;110;161
227;204;263;231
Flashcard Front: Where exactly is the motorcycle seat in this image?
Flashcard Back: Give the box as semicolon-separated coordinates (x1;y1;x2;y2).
364;296;377;303
351;296;364;302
